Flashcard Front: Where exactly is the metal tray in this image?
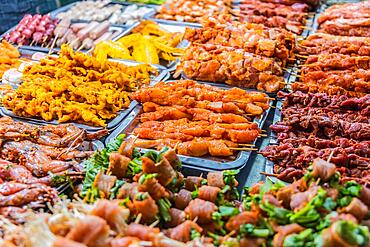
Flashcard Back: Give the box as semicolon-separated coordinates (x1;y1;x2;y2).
105;83;273;171
145;17;203;28
180;72;285;97
110;59;170;83
17;23;126;54
115;20;190;71
0;61;168;132
263;100;283;183
49;2;157;27
111;1;161;9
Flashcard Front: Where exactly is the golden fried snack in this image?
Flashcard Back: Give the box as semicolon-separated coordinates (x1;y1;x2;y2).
93;21;184;64
0;40;22;77
3;45;156;127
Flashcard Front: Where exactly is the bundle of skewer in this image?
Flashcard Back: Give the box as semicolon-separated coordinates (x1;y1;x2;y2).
124;80;273;157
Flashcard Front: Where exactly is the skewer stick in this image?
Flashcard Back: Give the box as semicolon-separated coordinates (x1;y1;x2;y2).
267;97;275;101
259;134;268;137
238;143;255;146
326;149;335;163
229;147;258;151
192;216;199;223
149;219;160;228
69;38;79;48
135;213;142;224
40;37;48;48
77;43;85;52
48;35;58;55
298;63;318;67
300;26;313;31
296;54;309;59
297;44;310;49
29;40;35;47
260;172;278;177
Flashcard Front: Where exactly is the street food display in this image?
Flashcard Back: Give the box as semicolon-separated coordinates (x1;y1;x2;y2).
318;1;370;37
0;0;369;246
52;19;123;50
179;16;295;92
155;0;232;23
2;45;156;127
262;91;370;184
0;41;23;77
3;14;123;50
184;19;296;66
56;1;154;26
180;44;285;92
3;14;58;46
1;138;369;246
130;80;269;157
262;1;370;187
296;33;370;56
0;116;106;218
93;20;184;64
234;0;310;34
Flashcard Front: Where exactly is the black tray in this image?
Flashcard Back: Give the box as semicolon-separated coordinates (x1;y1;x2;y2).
105;83;273;171
0;61;168;132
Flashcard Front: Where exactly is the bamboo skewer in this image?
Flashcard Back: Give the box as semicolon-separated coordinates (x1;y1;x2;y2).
260;172;278;177
296;54;309;59
300;26;313;31
238;143;256;146
48;35;58;55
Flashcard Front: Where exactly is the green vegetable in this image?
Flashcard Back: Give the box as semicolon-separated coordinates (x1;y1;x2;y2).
143;146;170;163
223;169;239;186
50;173;68;186
290;187;326;227
260;201;292;225
338;181;362;207
190;228;201;240
138;173;158;184
260;179;285;196
218;206;240;217
191;188;199;199
240;224;270;238
119;196;130;207
135;192;148;201
81;134;125;198
109;180;125;200
127;157;142;177
208;232;221;247
211;212;225;228
323;197;337;211
84;185;101;203
316;212;338;231
283;229;316;247
158;198;172;222
335;220;370;246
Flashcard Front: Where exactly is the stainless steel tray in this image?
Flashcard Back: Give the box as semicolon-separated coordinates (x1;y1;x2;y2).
105;82;273;171
0;61;168;132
